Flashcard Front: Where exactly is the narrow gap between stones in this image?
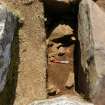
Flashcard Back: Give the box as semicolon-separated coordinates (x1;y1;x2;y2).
43;1;79;98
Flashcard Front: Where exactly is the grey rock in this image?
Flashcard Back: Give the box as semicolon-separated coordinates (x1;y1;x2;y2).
78;0;105;102
0;4;17;92
29;96;93;105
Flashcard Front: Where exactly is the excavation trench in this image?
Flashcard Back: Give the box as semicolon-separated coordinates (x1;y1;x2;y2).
43;1;79;98
1;1;105;105
0;1;81;105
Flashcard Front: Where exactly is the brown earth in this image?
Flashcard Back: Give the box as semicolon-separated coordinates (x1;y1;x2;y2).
47;43;76;98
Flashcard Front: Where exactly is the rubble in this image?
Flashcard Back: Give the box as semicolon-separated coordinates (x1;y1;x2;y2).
47;84;60;95
58;47;65;56
49;24;73;41
21;0;34;5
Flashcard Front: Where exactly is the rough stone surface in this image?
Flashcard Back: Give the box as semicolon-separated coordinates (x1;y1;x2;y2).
78;0;105;103
0;0;47;105
49;24;73;41
0;4;17;92
12;0;47;105
29;96;94;105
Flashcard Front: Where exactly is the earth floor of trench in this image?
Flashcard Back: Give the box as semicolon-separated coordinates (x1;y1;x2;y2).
47;40;78;98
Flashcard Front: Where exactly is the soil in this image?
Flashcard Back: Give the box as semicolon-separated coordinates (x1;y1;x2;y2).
47;42;76;98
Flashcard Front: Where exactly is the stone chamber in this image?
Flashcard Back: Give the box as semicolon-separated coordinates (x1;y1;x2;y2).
0;0;105;105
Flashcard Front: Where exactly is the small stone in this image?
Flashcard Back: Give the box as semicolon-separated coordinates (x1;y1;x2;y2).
55;0;70;4
19;17;24;25
47;84;57;95
48;52;57;58
44;17;47;22
56;89;61;95
51;43;60;53
47;41;54;47
49;24;73;41
71;36;76;41
65;72;74;89
22;0;34;5
49;56;55;62
58;47;65;56
46;39;49;45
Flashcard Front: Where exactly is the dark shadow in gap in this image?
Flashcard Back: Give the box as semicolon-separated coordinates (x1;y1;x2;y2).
74;40;90;99
43;1;79;39
52;34;76;47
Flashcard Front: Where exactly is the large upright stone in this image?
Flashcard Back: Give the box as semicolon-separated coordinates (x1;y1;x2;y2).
0;4;17;92
12;0;47;105
78;0;105;104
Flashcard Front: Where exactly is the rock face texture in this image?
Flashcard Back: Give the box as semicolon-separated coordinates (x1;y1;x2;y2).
78;0;105;103
49;24;73;41
29;96;93;105
11;0;47;105
0;4;17;92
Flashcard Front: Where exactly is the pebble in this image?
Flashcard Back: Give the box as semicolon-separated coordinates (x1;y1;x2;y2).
58;47;65;56
47;84;60;95
71;36;76;41
22;0;34;5
65;72;74;89
47;41;54;47
49;56;55;62
49;24;73;41
19;17;24;25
